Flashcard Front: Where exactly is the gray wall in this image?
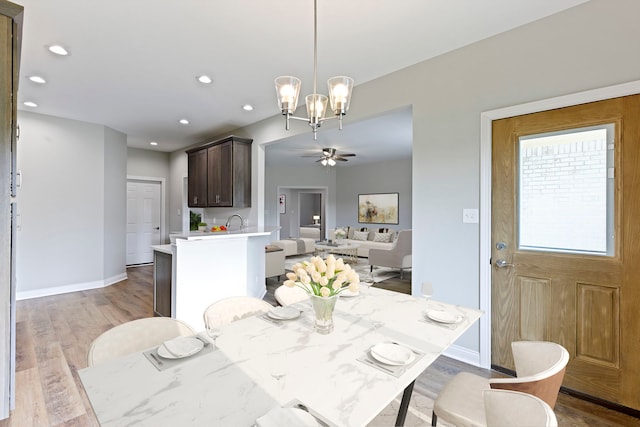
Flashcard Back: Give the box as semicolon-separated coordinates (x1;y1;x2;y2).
16;111;127;297
264;163;337;238
127;147;170;178
199;0;640;356
104;127;127;279
335;158;412;231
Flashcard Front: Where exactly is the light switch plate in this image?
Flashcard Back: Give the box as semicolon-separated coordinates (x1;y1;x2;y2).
462;208;479;223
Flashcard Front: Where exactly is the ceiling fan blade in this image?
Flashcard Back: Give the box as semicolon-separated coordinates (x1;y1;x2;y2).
339;153;356;157
301;154;321;157
335;157;349;161
315;159;324;162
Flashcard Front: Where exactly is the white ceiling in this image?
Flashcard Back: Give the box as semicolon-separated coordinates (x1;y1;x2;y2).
16;0;588;164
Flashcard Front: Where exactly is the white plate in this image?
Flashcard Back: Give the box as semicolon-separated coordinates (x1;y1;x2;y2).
157;336;204;359
255;407;319;427
426;309;463;324
267;306;301;320
370;343;416;366
340;289;359;297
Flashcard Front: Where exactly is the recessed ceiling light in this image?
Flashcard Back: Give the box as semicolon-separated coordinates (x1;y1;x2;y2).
28;75;46;84
197;75;213;84
150;141;158;146
242;104;254;111
179;119;189;125
23;101;38;107
48;45;69;56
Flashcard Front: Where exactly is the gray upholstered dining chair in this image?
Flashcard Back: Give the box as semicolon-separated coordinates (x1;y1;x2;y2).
87;317;196;367
274;284;309;306
368;229;412;280
483;389;558;427
432;340;569;427
203;296;274;328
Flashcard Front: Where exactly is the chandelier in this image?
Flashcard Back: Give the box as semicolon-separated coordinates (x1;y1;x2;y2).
274;0;354;140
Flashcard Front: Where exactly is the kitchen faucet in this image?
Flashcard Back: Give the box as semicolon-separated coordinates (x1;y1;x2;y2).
225;214;245;230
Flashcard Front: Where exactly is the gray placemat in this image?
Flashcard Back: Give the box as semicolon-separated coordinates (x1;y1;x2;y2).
143;337;214;371
258;312;304;327
419;315;465;330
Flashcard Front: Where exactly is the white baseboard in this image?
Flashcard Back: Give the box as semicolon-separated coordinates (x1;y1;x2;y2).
16;273;128;301
443;344;481;367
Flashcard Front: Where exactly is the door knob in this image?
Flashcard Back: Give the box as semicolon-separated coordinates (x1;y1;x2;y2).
495;259;513;268
155;227;160;230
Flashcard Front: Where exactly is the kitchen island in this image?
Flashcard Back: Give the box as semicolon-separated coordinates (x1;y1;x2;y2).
152;226;278;330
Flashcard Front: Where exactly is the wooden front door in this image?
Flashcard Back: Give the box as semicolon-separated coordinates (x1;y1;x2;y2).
491;94;640;410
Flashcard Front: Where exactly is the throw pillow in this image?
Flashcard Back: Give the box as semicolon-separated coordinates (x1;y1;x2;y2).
352;230;369;241
373;232;392;243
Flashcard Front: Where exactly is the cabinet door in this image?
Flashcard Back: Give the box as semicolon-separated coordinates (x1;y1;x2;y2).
153;251;173;317
207;142;232;207
233;141;252;207
187;149;207;207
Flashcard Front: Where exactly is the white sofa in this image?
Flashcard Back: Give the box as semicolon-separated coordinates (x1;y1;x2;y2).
299;226;321;240
271;237;315;257
265;245;285;278
328;227;397;258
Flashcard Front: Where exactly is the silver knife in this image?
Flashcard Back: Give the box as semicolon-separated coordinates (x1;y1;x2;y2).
149;351;164;366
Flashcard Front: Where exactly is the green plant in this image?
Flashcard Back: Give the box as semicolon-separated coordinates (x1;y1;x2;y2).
190;211;202;231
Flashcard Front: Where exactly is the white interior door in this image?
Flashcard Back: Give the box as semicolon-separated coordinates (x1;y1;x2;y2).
126;180;161;265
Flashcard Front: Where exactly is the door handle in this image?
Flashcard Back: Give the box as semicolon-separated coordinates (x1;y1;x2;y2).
495;259;513;268
155;227;160;230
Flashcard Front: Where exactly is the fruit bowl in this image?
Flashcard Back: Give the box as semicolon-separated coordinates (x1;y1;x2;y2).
210;225;227;232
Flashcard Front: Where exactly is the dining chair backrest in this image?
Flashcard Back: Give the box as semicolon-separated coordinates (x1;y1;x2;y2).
489;341;569;409
274;285;309;306
87;317;196;367
483;389;558;427
203;296;274;328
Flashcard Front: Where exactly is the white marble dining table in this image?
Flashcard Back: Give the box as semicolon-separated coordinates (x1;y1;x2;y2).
79;286;482;427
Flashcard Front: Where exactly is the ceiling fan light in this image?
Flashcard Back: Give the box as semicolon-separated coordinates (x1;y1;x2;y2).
328;76;354;115
321;159;328;166
275;76;301;114
328;158;336;166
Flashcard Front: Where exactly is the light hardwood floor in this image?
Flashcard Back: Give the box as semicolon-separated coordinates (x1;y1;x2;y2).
1;265;638;426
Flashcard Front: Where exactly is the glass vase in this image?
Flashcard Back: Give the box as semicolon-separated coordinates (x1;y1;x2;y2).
310;294;339;334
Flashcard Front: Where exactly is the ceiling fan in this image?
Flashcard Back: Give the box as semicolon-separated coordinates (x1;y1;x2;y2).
302;147;356;166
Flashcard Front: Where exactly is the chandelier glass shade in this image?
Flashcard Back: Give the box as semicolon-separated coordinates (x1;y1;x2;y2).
275;0;354;140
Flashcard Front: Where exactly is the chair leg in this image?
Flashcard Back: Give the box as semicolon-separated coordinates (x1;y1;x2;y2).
400;268;404;279
431;412;437;426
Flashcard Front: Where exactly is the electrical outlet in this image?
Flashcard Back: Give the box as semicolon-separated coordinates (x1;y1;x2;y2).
462;208;479;223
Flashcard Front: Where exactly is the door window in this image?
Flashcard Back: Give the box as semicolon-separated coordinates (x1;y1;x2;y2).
517;124;614;255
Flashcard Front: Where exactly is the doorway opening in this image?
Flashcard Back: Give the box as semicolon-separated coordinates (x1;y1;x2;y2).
276;187;327;240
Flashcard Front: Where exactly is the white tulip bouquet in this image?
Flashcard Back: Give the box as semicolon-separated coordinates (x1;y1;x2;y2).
284;254;360;297
334;228;347;240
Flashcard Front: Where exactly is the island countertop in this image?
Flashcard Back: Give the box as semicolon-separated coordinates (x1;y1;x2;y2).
151;244;173;255
172;226;280;241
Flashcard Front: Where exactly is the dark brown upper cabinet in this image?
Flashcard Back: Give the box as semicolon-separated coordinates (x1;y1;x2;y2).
186;136;252;208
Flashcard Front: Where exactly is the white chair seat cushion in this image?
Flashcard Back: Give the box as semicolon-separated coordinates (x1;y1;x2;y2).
483;390;558;427
434;372;490;427
274;285;309;306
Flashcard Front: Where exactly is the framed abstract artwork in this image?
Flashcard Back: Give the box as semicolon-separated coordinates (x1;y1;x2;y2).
279;194;286;214
358;193;399;224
